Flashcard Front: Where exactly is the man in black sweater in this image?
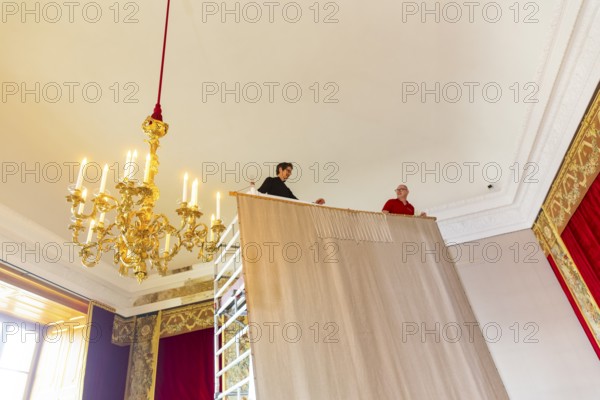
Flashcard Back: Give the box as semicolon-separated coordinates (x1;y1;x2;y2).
258;162;325;205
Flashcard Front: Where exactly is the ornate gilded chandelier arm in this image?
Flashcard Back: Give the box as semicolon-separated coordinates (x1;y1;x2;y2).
79;220;118;268
67;187;120;246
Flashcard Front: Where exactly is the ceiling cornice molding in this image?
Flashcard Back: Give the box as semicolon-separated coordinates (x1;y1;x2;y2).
434;0;600;244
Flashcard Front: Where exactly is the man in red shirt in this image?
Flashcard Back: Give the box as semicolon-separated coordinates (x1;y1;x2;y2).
382;184;426;216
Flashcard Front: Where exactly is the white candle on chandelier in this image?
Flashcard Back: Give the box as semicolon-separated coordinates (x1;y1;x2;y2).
86;220;96;244
191;179;198;207
129;150;138;180
124;151;132;180
75;158;87;190
99;164;108;193
98;212;105;224
165;233;171;253
216;192;221;220
182;173;189;203
78;188;87;214
210;214;215;241
143;154;151;183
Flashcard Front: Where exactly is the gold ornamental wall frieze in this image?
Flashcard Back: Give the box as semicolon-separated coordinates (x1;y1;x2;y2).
534;209;600;349
112;303;214;399
112;301;214;346
112;315;135;346
532;210;557;257
160;301;214;338
533;86;600;354
133;278;214;306
549;240;600;347
542;90;600;233
124;312;161;400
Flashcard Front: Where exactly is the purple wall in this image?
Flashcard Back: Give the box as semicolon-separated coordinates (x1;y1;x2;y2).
81;305;129;400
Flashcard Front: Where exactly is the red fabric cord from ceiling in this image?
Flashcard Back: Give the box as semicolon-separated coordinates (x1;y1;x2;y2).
151;0;171;121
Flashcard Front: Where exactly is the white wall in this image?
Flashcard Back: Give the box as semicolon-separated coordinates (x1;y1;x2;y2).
453;229;600;399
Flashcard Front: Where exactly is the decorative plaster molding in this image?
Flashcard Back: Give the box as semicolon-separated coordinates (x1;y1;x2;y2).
532;86;600;352
133;278;213;307
160;301;214;338
434;0;600;244
112;301;213;345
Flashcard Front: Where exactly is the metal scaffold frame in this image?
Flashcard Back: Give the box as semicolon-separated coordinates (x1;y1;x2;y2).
214;215;254;400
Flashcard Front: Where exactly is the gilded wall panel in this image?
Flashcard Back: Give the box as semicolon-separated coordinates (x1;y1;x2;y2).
113;314;135;345
549;239;600;345
543;93;600;233
124;312;161;400
112;302;214;399
533;88;600;352
160;301;214;338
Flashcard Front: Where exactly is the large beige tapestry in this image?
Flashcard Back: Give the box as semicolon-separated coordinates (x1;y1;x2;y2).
236;194;507;400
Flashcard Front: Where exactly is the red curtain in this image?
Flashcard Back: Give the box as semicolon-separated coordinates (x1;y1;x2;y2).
155;328;214;400
561;175;600;304
552;174;600;358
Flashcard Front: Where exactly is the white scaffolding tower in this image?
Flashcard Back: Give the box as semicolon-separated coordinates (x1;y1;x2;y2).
214;215;255;400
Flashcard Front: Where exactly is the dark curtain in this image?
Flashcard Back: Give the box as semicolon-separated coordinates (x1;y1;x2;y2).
81;305;129;400
155;328;214;400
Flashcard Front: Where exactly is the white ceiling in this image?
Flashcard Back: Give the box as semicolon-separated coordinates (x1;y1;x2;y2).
1;0;599;314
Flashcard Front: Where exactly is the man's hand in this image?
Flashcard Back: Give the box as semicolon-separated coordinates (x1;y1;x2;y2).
314;198;325;205
419;212;427;217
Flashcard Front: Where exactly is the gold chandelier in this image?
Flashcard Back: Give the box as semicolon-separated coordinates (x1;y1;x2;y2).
65;0;224;283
